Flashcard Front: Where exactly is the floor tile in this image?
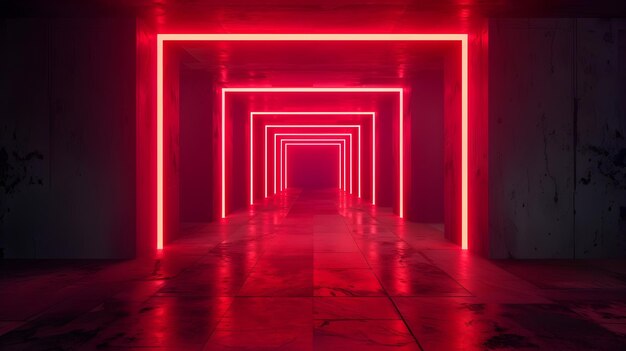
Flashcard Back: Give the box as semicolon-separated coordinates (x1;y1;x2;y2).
238;269;313;296
314;297;400;320
314;320;420;350
373;263;471;297
314;269;385;296
2;189;625;350
314;252;369;269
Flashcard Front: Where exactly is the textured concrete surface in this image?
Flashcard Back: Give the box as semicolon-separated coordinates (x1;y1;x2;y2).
0;18;136;258
575;19;626;258
489;18;626;258
0;189;625;350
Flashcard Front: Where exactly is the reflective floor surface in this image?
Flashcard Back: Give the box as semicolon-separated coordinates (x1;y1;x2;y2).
1;189;625;350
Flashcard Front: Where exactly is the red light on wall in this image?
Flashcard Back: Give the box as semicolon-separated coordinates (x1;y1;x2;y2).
156;34;468;251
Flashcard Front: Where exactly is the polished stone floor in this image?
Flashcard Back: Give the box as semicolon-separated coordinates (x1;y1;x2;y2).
1;189;625;350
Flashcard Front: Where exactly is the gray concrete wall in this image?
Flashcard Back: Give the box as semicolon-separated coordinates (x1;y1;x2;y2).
489;18;626;258
0;18;136;258
575;19;626;258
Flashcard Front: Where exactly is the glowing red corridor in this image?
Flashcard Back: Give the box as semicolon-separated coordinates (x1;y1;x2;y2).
1;1;626;350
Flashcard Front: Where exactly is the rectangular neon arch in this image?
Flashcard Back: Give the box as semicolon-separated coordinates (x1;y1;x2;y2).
157;33;468;251
275;134;353;193
251;111;375;202
266;125;362;197
255;124;359;200
284;143;342;189
279;138;348;191
225;89;399;221
270;130;357;193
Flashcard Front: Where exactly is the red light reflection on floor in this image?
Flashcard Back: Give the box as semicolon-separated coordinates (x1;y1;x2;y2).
5;189;625;349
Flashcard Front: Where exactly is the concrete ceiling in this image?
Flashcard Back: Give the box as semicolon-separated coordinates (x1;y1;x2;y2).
2;0;626;19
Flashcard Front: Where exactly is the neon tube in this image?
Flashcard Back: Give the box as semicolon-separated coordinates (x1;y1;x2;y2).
226;89;399;219
156;34;468;251
221;90;226;218
159;34;468;42
399;92;403;218
280;139;348;192
275;130;357;195
274;134;353;193
265;125;360;195
461;38;469;250
372;113;376;204
278;135;352;192
283;141;346;190
156;39;163;250
251;112;375;201
249;113;254;205
284;143;342;189
285;144;343;189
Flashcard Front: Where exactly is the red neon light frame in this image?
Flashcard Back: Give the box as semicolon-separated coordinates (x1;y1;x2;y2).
275;134;352;193
265;124;361;194
279;138;348;191
266;127;360;194
251;112;375;202
234;89;395;220
156;34;468;251
284;143;342;189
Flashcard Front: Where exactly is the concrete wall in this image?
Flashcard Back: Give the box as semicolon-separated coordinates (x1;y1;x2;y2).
1;16;622;259
0;18;136;258
489;18;626;258
443;47;462;247
469;22;491;257
575;19;626;258
163;46;181;244
180;68;215;223
135;18;157;256
407;69;445;223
